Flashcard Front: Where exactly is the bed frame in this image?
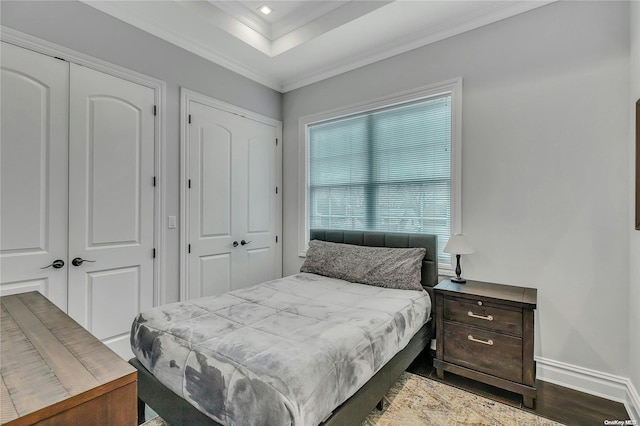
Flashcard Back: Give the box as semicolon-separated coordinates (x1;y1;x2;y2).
130;229;438;426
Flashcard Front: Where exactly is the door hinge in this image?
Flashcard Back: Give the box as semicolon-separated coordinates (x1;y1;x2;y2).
276;138;278;146
153;176;156;187
188;179;191;189
188;114;192;124
275;187;278;194
153;248;156;258
188;244;191;254
276;235;278;243
153;105;157;116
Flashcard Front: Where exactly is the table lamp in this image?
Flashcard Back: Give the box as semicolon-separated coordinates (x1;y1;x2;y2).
443;233;474;283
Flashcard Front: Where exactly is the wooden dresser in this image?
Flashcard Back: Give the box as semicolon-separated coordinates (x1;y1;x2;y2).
1;292;137;425
433;278;537;407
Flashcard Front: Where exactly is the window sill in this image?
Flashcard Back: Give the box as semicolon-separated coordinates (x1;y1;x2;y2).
438;265;454;277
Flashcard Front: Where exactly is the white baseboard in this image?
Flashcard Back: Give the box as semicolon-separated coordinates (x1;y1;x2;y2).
536;357;639;422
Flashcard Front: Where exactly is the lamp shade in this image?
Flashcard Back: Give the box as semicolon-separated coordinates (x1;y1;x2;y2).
443;233;474;255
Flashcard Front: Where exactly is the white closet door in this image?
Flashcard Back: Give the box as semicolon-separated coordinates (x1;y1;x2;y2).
67;64;155;358
187;100;279;299
188;101;235;298
237;116;279;289
0;42;69;311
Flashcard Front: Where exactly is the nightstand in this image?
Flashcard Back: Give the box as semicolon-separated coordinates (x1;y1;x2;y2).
433;278;537;408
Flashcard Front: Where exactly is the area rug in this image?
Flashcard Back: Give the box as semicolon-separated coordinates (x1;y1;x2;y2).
143;372;564;426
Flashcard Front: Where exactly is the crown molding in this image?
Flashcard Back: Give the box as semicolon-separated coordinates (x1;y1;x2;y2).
81;0;555;94
79;1;282;91
270;1;349;40
210;1;349;41
212;1;272;39
281;0;555;92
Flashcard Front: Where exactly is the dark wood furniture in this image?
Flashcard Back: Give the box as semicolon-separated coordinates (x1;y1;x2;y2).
433;278;537;408
1;291;137;426
131;229;438;425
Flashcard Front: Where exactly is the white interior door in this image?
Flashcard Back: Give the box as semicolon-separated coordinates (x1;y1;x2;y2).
0;42;69;311
239;117;280;288
187;99;280;299
67;64;155;358
188;101;234;298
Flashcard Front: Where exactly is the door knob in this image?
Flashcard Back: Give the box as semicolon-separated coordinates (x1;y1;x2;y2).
41;259;65;269
72;257;96;267
232;241;239;247
240;240;252;246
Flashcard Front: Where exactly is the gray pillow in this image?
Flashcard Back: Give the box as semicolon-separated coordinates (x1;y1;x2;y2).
300;240;426;291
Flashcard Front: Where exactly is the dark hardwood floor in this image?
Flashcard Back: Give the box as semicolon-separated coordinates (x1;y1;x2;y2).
408;350;631;426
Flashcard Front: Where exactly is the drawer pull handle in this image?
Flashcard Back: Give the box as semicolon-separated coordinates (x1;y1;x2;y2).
468;335;494;345
468;311;493;321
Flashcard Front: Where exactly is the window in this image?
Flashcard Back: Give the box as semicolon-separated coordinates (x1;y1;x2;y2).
299;80;461;269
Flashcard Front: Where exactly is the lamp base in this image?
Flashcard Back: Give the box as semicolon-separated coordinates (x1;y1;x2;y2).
450;277;467;283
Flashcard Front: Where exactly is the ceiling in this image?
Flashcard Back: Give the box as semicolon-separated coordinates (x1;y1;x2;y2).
81;0;553;93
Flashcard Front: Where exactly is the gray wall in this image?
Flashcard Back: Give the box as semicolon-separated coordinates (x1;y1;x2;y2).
283;1;631;378
1;0;282;304
629;0;640;411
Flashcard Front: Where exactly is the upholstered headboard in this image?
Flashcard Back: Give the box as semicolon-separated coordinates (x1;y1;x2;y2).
309;229;439;298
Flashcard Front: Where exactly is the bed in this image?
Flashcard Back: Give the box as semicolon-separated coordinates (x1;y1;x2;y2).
129;230;438;426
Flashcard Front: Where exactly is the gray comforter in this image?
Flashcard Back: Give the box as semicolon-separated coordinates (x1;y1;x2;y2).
131;273;431;426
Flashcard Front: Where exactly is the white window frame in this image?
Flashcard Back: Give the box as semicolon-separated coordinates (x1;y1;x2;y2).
297;78;462;274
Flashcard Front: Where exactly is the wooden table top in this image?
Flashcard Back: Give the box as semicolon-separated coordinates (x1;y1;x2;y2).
435;278;537;309
1;291;136;425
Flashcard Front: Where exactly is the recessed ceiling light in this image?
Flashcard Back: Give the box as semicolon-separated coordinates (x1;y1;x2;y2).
259;5;272;15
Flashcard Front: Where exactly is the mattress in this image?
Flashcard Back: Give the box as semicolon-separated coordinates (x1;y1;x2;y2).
131;272;431;426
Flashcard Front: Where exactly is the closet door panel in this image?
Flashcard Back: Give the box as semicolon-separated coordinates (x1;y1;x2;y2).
68;64;155;359
187;102;234;299
88;97;142;245
248;136;272;233
241;120;279;288
186;99;279;297
0;42;69;311
199;124;232;237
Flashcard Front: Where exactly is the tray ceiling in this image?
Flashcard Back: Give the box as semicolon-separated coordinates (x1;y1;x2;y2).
81;1;554;92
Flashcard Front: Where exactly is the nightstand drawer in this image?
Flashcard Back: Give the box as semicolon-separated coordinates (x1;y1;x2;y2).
444;296;522;336
443;322;523;383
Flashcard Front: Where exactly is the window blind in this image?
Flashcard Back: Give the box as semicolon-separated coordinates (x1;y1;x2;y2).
308;94;452;263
